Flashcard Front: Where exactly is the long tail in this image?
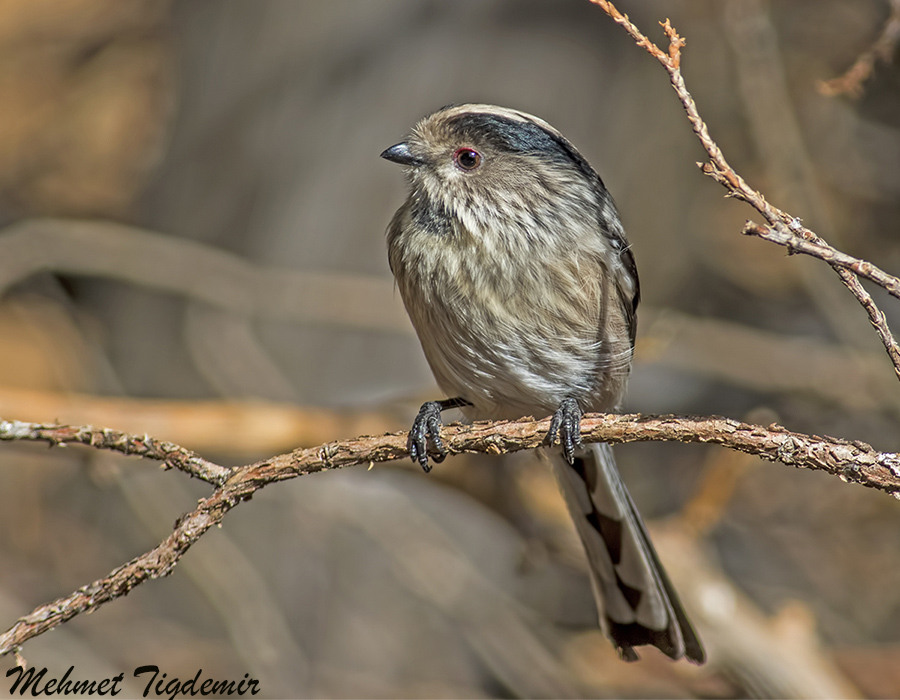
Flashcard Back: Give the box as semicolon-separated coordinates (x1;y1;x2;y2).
548;443;705;663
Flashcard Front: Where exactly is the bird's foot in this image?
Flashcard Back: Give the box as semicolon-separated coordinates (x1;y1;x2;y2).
408;397;472;472
408;401;446;472
547;398;583;464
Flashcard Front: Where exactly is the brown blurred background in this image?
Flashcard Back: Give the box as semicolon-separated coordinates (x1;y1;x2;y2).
1;0;900;697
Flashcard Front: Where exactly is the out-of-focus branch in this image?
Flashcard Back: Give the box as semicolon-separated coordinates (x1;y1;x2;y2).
3;217;897;404
589;0;900;383
0;218;409;334
638;309;900;416
0;385;404;456
653;526;862;698
819;0;900;98
2;411;900;656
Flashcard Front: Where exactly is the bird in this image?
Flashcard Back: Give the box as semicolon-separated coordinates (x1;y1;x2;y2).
380;103;704;663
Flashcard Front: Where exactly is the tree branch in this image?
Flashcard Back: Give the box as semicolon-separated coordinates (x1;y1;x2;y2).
2;412;900;656
0;419;230;484
589;0;900;382
0;218;409;334
818;0;900;98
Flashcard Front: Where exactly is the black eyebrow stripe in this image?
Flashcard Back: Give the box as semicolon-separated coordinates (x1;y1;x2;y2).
445;113;602;186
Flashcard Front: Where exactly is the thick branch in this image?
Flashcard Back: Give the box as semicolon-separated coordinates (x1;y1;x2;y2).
2;412;899;656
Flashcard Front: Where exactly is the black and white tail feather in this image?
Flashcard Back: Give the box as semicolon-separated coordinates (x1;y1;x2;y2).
549;443;704;663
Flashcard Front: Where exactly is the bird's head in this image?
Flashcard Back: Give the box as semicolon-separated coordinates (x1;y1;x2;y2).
381;104;607;237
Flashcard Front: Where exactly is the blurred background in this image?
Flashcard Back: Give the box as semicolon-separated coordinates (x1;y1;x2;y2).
1;0;899;697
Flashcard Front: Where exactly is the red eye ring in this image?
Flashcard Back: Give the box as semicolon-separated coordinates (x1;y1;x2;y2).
453;147;482;171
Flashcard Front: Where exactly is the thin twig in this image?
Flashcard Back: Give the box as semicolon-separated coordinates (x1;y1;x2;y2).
744;222;900;380
2;412;900;656
589;0;900;382
0;419;230;484
832;269;900;380
819;0;900;98
723;0;882;354
739;219;900;299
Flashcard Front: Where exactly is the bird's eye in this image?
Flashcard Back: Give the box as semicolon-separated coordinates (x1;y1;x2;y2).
453;147;482;171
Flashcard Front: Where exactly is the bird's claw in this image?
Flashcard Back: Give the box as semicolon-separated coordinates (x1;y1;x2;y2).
548;398;583;464
408;401;447;472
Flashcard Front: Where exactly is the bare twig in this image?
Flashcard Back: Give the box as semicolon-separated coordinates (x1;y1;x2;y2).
2;412;900;656
589;0;900;382
738;220;900;299
832;268;900;376
744;221;900;377
723;0;881;354
819;0;900;98
0;419;229;484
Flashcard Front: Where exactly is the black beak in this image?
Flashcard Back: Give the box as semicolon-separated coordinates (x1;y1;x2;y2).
380;142;424;166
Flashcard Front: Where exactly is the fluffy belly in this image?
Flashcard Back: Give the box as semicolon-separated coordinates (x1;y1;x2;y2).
391;224;632;419
405;288;627;420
